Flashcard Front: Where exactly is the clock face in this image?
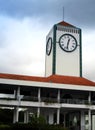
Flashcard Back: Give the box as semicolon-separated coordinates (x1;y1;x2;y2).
46;37;52;55
59;34;77;52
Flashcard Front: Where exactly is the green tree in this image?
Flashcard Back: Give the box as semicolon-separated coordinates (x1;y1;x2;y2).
31;114;46;125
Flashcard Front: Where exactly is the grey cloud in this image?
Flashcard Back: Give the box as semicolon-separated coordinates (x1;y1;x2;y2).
0;33;6;47
0;0;55;18
0;0;35;18
64;0;95;28
0;0;95;28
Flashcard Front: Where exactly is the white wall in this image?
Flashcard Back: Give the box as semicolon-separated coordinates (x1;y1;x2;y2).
45;28;53;77
56;26;81;77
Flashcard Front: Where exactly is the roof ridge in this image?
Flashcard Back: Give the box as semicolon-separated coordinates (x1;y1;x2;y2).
57;21;76;28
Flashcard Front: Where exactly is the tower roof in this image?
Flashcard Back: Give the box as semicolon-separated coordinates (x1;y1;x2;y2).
57;21;77;28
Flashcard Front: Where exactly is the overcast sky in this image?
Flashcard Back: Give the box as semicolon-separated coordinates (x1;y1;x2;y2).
0;0;95;81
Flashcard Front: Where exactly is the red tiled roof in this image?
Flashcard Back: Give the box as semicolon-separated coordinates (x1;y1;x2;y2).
47;75;95;86
0;73;48;82
0;73;95;87
57;21;76;28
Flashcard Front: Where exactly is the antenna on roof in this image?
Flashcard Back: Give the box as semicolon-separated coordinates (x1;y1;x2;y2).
63;7;64;21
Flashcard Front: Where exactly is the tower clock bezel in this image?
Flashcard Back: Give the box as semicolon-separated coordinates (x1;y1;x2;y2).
46;37;52;56
59;34;77;52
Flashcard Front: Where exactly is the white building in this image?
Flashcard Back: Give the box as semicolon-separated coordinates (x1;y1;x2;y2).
0;21;95;130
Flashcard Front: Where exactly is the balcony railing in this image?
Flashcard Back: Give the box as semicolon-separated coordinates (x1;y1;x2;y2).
60;99;89;105
21;96;38;101
21;96;90;105
0;96;94;106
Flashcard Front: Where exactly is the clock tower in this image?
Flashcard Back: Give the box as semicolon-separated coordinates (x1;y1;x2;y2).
45;21;82;77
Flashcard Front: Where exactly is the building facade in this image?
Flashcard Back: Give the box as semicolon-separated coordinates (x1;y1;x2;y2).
0;21;95;130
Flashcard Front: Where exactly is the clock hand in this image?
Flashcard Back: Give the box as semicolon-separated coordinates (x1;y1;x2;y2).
67;38;70;49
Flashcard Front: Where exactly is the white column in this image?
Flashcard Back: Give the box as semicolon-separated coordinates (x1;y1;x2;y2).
15;86;21;105
57;108;60;124
49;112;54;124
88;91;91;104
37;107;40;118
64;113;66;127
48;109;54;124
14;90;16;98
24;110;29;123
38;88;41;102
13;107;19;123
92;115;95;130
57;89;60;103
88;109;91;130
37;88;41;118
88;92;91;130
17;87;20;99
81;111;85;130
24;111;27;123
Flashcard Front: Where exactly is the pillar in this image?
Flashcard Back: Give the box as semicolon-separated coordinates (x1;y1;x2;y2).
88;91;91;104
24;110;29;123
88;109;91;130
81;111;85;130
64;113;66;127
37;88;41;118
57;108;60;124
57;89;60;103
38;88;41;102
13;107;19;123
47;109;54;124
14;86;21;105
37;107;40;118
49;112;54;124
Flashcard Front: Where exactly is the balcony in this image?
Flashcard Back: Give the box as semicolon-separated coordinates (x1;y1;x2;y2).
21;96;90;105
0;96;94;106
